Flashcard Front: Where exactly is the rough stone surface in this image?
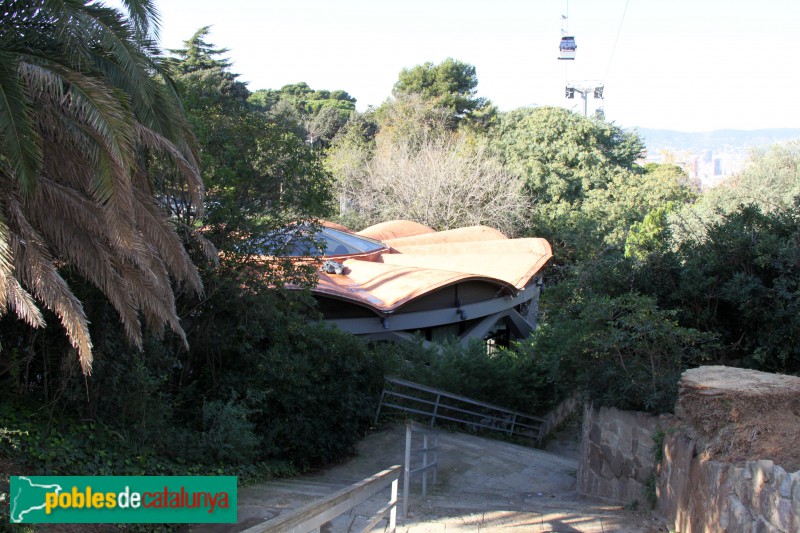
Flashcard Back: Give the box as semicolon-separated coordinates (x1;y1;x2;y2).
577;367;800;531
677;365;800;471
540;395;579;435
657;366;800;532
577;403;669;506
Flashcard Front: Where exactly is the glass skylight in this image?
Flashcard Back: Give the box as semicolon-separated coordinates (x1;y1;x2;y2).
259;225;385;257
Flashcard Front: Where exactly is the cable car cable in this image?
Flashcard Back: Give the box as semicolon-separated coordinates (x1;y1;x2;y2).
604;0;630;81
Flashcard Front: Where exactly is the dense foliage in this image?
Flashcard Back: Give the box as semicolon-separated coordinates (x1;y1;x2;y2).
662;204;800;371
491;107;694;260
249;82;356;148
526;198;800;414
393;58;496;128
0;279;388;487
0;0;207;373
386;338;558;416
1;17;384;503
2;11;799;517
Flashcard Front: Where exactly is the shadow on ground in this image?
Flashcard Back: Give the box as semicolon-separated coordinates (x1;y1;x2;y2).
190;422;666;532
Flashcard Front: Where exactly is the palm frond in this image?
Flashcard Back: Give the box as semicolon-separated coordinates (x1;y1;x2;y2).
0;208;11;312
22;60;137;207
135;123;203;210
3;272;46;328
6;196;93;372
0;53;42;195
116;257;187;349
187;227;219;266
22;175;144;344
116;0;161;41
68;6;170;134
133;189;202;292
1;0;200;373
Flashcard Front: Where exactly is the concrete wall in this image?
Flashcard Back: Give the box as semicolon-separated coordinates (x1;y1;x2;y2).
577;403;669;505
657;432;800;532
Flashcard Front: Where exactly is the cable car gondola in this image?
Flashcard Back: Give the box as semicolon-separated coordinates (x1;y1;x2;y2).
559;36;576;60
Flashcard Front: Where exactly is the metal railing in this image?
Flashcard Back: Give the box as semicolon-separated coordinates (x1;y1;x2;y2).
376;377;548;445
402;421;439;517
241;465;401;533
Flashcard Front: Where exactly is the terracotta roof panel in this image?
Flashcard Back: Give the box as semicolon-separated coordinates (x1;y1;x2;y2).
308;221;552;316
315;259;514;313
384;225;508;248
357;220;435;241
380;238;551;289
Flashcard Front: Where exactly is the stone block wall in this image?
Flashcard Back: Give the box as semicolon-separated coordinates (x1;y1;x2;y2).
575;367;800;528
658;430;800;532
577;403;669;505
655;366;800;532
540;396;579;436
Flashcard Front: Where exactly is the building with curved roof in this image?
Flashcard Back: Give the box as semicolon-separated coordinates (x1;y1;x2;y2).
304;220;553;349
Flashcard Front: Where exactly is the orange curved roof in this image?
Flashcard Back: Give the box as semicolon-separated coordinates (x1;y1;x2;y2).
315;260;514;312
320;220;354;233
357;220;435;241
311;222;552;315
384;225;508;248
380;238;552;290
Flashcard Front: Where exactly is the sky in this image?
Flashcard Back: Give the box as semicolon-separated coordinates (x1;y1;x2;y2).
141;0;800;132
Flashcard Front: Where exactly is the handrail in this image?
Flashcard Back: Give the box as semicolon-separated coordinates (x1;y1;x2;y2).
380;393;543;432
387;378;548;422
241;465;401;533
376;377;548;445
403;421;439;518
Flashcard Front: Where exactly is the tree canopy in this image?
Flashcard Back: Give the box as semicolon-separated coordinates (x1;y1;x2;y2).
392;58;495;127
249;82;356;147
168;30;333;287
490;107;692;259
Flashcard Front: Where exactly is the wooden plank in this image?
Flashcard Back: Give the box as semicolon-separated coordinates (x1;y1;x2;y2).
357;500;393;533
241;466;401;533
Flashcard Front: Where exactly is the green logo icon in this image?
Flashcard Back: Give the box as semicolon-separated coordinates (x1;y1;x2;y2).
10;477;64;523
9;476;237;524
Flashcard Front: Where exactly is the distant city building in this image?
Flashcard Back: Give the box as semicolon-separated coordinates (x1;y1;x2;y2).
643;147;745;189
637;128;800;190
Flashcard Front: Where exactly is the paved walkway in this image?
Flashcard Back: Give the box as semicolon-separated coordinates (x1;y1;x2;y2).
191;423;666;532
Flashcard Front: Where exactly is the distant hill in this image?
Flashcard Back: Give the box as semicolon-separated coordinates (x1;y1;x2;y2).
633;128;800;155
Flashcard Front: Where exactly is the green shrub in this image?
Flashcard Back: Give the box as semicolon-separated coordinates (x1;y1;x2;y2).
200;399;260;464
239;323;387;469
528;292;717;414
388;336;560;416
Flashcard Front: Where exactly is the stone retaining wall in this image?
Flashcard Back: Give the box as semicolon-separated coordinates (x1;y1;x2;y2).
540;396;579;436
577;403;669;505
576;367;800;528
658;428;800;532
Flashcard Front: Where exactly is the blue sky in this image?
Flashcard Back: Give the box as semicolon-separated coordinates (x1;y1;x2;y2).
143;0;800;132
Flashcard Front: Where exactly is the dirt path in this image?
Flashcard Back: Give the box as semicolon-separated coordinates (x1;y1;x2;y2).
194;423;667;532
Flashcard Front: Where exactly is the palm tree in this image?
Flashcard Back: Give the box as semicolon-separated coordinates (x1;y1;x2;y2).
0;0;207;373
